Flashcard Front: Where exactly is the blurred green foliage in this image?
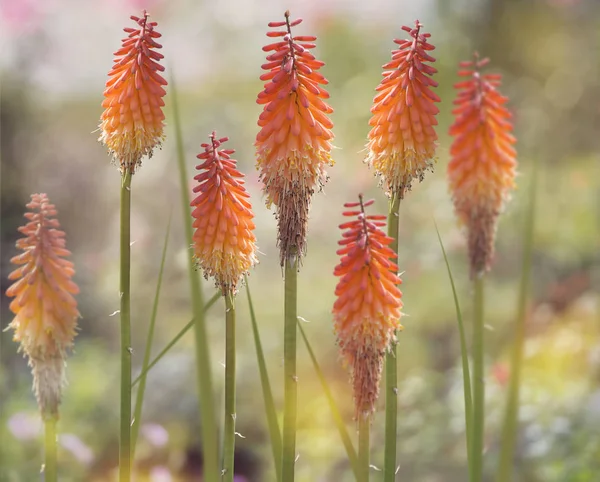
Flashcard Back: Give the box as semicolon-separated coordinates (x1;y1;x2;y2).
1;0;599;481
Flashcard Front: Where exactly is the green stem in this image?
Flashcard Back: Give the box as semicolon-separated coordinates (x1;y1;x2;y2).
383;194;401;481
496;172;537;482
44;417;58;482
282;255;298;482
245;277;282;482
472;275;485;482
222;293;236;482
358;415;370;482
171;74;218;482
119;169;132;482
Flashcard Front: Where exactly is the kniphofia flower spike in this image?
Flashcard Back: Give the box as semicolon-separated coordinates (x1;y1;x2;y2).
256;10;334;265
6;194;80;419
366;20;440;199
333;195;403;419
99;11;167;173
447;54;517;276
191;132;258;295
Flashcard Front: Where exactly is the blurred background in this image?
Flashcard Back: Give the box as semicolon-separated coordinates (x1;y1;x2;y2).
1;0;599;480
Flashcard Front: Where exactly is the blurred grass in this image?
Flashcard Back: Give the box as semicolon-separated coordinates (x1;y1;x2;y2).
171;73;218;482
497;162;538;481
298;320;359;479
245;277;282;482
436;223;473;480
1;2;600;480
131;216;171;457
131;292;220;387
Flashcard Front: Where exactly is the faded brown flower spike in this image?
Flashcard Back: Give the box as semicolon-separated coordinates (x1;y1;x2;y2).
332;195;403;419
256;10;334;265
5;194;80;419
447;54;517;277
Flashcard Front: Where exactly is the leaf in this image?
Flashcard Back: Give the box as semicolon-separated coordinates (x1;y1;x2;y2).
297;320;360;479
131;292;220;387
435;221;473;480
131;214;171;457
245;276;282;482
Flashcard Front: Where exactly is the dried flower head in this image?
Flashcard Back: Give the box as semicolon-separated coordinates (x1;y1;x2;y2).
256;10;334;265
447;54;517;277
191;132;258;295
332;196;403;419
99;10;167;173
5;194;80;419
366;20;440;199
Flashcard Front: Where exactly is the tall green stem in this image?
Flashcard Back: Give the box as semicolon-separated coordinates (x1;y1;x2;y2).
44;417;58;482
282;255;298;482
496;172;537;482
383;194;401;481
222;293;236;482
171;75;218;482
472;275;485;481
119;170;132;482
358;415;370;482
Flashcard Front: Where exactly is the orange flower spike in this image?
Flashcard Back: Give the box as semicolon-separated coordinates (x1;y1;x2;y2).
191;132;258;295
447;54;517;276
256;11;334;264
366;20;440;199
332;195;403;419
6;194;80;419
99;10;167;173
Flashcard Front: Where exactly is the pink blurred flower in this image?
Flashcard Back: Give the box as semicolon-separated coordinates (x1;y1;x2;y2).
150;466;173;482
0;0;44;34
59;433;94;464
7;412;41;440
141;423;169;447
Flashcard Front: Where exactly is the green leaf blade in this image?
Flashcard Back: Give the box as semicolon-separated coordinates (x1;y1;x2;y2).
245;276;282;482
297;321;360;480
435;221;473;481
131;215;171;457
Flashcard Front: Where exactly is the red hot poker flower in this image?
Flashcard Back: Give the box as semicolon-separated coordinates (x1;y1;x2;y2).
256;11;334;265
6;194;80;419
191;133;258;295
332;196;403;419
366;20;440;199
447;55;517;276
99;11;167;173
